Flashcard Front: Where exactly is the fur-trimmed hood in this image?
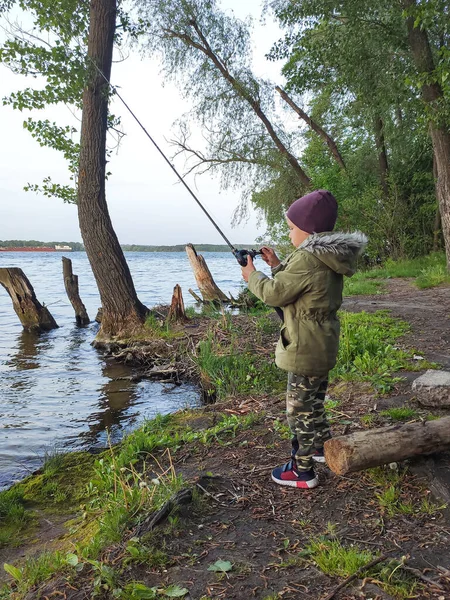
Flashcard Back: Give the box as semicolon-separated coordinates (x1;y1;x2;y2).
299;231;368;276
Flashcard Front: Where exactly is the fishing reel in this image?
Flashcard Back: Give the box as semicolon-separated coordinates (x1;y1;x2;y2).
233;248;262;267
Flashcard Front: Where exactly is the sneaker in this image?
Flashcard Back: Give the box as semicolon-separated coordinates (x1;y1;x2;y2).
271;460;318;489
313;448;326;464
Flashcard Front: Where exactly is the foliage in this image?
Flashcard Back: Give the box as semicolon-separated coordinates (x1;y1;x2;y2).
331;311;414;392
0;0;127;202
195;330;284;398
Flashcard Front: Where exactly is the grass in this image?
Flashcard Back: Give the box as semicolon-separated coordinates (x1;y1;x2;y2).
344;253;449;295
303;539;416;599
344;273;385;296
365;467;447;518
194;330;284;399
365;252;447;280
379;407;419;421
331;311;418;392
0;488;30;548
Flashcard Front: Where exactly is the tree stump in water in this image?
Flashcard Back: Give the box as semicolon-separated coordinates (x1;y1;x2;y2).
0;267;58;332
62;257;90;325
167;284;187;323
324;416;450;475
185;244;229;303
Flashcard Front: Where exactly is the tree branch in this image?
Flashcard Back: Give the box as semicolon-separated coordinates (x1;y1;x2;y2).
276;86;347;171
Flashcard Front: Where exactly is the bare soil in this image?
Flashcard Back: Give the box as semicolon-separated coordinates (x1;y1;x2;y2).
5;279;450;600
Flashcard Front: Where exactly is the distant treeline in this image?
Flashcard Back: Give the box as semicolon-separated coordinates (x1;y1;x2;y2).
120;244;253;252
0;240;85;251
0;241;253;252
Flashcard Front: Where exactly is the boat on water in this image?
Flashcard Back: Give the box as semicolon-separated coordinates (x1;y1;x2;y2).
0;245;72;252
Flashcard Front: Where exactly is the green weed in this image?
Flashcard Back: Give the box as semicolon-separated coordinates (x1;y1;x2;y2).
303;539;416;599
416;263;450;289
303;538;374;577
0;488;29;547
195;334;284;398
366;252;446;280
379;407;419;421
344;274;385;296
331;311;414;392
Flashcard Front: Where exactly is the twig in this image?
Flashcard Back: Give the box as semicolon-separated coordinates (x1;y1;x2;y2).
400;565;444;590
343;536;383;547
321;554;389;600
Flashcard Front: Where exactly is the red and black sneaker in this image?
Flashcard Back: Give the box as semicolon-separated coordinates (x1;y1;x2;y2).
271;460;318;489
313;448;326;464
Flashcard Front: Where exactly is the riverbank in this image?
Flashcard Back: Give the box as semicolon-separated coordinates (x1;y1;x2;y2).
1;273;450;599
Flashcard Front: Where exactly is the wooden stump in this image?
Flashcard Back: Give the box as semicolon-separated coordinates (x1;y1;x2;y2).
167;284;187;323
62;257;90;325
324;416;450;475
0;267;58;332
185;244;229;303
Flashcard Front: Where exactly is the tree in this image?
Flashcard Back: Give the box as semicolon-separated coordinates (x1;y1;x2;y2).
78;0;148;338
401;0;450;269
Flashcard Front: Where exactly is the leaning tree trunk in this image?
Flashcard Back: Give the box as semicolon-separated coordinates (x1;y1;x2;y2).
402;0;450;270
275;86;347;171
77;0;148;340
0;267;58;332
186;244;229;303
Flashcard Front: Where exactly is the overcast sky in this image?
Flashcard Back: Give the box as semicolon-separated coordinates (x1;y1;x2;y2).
0;1;288;245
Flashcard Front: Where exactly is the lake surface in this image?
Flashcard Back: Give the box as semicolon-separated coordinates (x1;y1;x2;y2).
0;251;267;489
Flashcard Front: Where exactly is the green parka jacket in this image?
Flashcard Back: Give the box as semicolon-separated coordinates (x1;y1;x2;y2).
248;232;368;376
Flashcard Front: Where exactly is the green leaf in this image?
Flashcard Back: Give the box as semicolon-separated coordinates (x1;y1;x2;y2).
66;553;79;566
163;584;189;597
207;559;233;573
3;563;23;581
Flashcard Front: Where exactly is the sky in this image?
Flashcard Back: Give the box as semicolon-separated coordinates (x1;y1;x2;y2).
0;0;290;246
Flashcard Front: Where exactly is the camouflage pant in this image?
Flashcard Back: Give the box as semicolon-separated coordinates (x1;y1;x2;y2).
286;373;331;472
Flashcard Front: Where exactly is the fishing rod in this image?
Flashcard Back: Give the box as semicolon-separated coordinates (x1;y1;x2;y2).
89;65;261;267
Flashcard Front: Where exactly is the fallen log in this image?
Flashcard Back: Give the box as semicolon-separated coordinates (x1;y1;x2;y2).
0;267;58;332
185;244;229;303
324;416;450;475
166;284;187;323
62;257;90;325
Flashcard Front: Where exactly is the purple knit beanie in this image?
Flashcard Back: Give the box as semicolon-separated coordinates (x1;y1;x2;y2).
286;190;338;234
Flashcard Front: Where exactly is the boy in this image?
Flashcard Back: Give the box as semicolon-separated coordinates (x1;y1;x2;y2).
241;190;367;489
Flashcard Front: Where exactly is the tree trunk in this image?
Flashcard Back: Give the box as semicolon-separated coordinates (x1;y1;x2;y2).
373;115;390;198
77;0;148;340
324;416;450;475
185;244;229;302
433;154;443;251
402;0;450;269
0;267;58;332
275;86;347;171
62;257;90;325
166;284;187;322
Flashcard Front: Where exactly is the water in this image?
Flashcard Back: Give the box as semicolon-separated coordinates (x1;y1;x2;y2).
0;251;260;489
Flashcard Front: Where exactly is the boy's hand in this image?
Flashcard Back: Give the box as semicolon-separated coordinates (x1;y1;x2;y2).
241;255;256;282
260;246;281;268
